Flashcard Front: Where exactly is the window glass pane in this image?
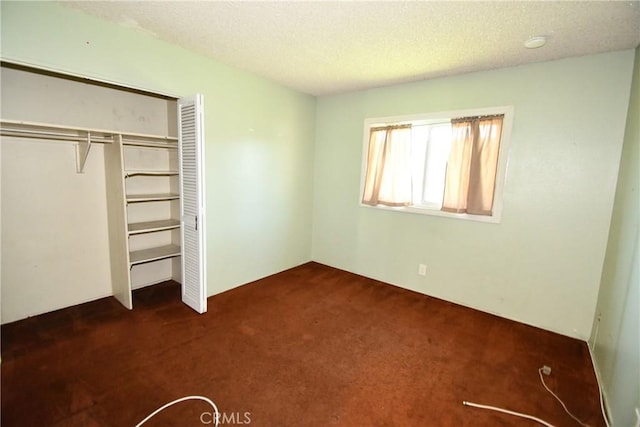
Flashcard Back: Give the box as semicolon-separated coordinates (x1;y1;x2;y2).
421;123;451;208
410;125;429;205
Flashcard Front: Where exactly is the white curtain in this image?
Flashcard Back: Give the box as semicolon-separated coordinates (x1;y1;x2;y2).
362;125;412;206
442;115;503;215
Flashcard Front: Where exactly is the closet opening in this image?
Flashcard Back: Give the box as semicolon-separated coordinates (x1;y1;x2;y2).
1;62;206;323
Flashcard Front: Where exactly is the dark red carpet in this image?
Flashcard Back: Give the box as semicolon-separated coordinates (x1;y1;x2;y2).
1;262;605;426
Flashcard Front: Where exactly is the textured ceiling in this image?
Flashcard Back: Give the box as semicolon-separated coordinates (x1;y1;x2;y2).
63;1;640;96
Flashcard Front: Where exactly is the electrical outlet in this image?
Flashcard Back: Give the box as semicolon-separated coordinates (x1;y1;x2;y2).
418;264;427;276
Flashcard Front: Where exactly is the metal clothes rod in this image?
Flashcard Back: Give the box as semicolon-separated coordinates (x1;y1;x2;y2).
122;140;178;149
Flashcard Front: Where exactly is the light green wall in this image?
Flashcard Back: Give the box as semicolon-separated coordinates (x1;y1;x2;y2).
590;46;640;426
313;50;635;339
1;1;636;349
0;1;316;298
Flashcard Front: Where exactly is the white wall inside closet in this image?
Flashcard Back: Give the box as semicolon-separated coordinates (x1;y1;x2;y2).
0;64;177;324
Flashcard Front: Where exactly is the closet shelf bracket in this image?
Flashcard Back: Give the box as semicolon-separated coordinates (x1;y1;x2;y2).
76;132;92;173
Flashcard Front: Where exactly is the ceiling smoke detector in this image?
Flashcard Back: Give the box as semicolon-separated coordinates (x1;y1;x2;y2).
524;36;547;49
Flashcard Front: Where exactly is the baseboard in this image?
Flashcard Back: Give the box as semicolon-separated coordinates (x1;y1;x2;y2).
587;336;612;426
310;259;587;340
1;289;115;325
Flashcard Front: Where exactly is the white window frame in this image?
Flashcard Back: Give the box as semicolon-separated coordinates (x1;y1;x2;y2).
359;105;514;224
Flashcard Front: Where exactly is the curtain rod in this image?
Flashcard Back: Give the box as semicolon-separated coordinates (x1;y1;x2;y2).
451;114;504;123
370;124;412;132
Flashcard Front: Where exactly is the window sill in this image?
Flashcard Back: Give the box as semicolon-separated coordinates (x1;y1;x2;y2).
359;202;502;224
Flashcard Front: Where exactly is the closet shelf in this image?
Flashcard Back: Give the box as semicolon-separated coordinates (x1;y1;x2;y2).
1;119;177;143
128;219;180;235
126;193;179;203
1;120;113;143
1;119;178;173
129;244;181;266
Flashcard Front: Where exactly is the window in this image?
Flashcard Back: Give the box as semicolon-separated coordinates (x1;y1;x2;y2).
360;106;513;223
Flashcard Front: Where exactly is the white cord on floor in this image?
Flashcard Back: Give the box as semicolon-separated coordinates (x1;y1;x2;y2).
135;395;219;427
462;401;557;427
597;377;610;427
538;368;591;427
463;367;594;427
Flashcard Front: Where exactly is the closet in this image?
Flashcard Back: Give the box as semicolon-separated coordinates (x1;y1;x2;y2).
0;64;206;321
104;95;206;313
105;132;180;310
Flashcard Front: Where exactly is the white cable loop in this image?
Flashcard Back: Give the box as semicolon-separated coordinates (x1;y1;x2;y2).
463;367;593;427
135;395;219;427
538;368;591;427
463;401;557;427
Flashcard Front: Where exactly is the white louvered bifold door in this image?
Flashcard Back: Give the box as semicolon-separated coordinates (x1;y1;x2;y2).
178;94;207;313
